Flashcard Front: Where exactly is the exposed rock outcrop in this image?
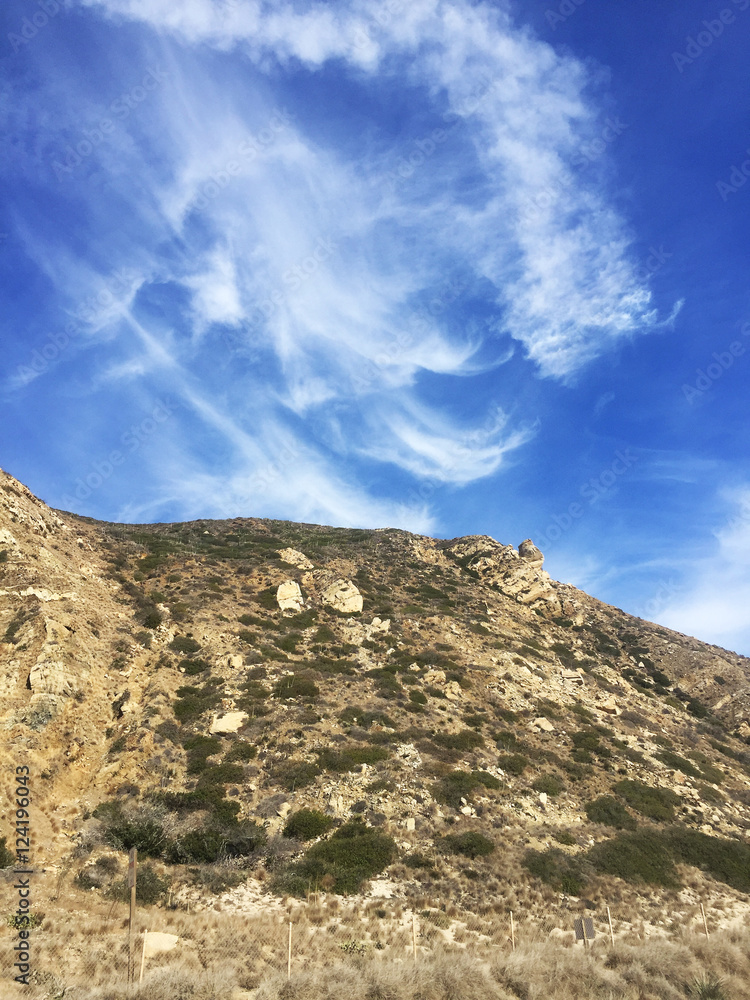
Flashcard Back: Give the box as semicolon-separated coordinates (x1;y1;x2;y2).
442;535;558;609
276;579;304;612
278;548;314;570
321;578;363;614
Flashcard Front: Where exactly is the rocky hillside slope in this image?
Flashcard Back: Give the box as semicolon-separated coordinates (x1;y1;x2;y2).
2;465;750;922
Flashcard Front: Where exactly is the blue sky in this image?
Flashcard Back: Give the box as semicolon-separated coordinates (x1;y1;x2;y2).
2;0;750;654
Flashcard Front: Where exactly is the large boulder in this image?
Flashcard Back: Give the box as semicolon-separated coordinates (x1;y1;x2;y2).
276;579;304;612
278;548;314;570
321;579;363;614
209;711;248;735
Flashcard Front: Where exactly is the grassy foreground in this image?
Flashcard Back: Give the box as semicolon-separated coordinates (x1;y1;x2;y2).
25;927;750;1000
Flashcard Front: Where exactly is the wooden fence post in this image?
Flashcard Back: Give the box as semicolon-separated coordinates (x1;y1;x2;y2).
510;911;515;952
287;921;293;979
606;905;615;948
412;911;417;960
127;848;137;986
139;930;148;985
700;902;709;939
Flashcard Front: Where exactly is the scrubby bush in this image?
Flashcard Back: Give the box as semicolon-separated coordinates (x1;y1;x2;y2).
656;750;702;779
283;809;334;841
497;753;529;775
439;831;495;859
587;830;679;887
532;774;564;797
168;635;201;654
142;610;162;630
613;779;680;821
522;848;586;895
180;657;210;676
275;820;397;895
432;730;484;752
317;746;390;773
273;674;320;701
338;707;395;729
584;796;637;830
107;864;170;905
0;836;13;868
273;761;320;791
183;734;221;774
224;741;257;763
433;770;498;809
173;679;222;722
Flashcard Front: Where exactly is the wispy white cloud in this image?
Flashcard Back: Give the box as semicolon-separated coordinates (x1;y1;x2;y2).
12;0;669;525
657;488;750;652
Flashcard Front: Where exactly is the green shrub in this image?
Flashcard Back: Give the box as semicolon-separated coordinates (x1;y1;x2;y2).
522;848;586;895
404;851;434;870
497;753;529;776
196;762;244;787
275;632;302;653
432;730;484;752
687;973;730;1000
532;774;564;797
439;831;495;859
317;746;389;773
283;809;334;841
183;734;221;774
552;830;576;846
103;817;168;857
256;588;278;610
276;820;397;895
143;610;163;630
107;864;169;905
273;761;320;791
173;680;222;723
314;624;337;643
666;827;750;893
585;796;637;830
687;751;724;785
224;741;257;763
180;657;210;676
409;690;428;706
588;831;678;887
613;779;680;821
494;731;521;750
687;698;709;718
0;836;14;868
338;707;394;729
169;636;201;654
433;770;497;809
168;828;226;864
655;750;702;779
273;675;320;701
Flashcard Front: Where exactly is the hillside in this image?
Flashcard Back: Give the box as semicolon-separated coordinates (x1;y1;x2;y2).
2;465;750;995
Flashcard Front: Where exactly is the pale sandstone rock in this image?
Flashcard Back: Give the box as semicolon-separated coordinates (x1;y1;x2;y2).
539;792;548;806
444;681;462;700
598;698;621;716
321;579;362;614
227;654;244;669
276;579;304;612
443;535;557;609
278;548;314;570
209;711;248;735
533;717;555;732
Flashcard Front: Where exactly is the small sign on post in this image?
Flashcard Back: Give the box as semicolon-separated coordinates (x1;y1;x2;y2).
127;848;137;984
574;916;595;947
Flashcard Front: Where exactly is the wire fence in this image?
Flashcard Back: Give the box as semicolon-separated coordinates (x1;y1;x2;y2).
2;880;723;997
